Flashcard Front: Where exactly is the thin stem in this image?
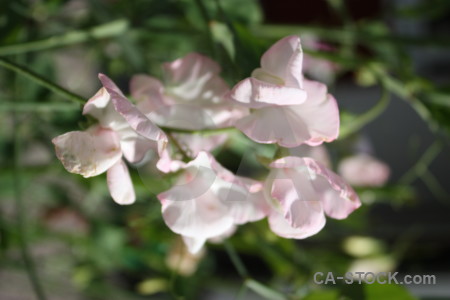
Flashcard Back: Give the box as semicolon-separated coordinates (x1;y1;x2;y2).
421;169;450;205
0;102;80;112
159;125;235;135
339;86;390;139
13;113;48;300
223;240;249;278
245;279;287;300
0;58;86;104
252;24;450;48
0;19;128;56
166;132;191;162
399;141;442;184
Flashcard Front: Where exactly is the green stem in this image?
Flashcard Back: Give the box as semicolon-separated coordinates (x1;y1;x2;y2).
13;113;48;300
223;240;249;278
223;243;288;299
166;132;191;162
0;58;86;104
399;141;442;184
252;24;450;48
245;279;287;300
0;19;128;56
0;102;80;112
339;86;390;139
159;125;235;135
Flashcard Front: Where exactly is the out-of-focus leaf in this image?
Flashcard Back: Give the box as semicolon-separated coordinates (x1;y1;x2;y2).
246;279;287;300
364;282;417;300
210;21;235;59
136;278;168;295
303;289;340;300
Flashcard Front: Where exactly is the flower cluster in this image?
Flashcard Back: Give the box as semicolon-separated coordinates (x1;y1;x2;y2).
53;36;361;253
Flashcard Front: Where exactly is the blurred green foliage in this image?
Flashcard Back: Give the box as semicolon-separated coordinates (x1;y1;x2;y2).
1;0;450;299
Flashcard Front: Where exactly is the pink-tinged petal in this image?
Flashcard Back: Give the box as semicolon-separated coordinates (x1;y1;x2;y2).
107;159;135;205
270;170;325;230
150;103;218;130
182;236;207;254
118;127;157;163
286;79;340;146
228;78;306;109
171;133;228;157
162;53;229;105
158;187;235;240
304;157;361;219
208;226;237;244
227;189;270;224
271;157;361;220
130;74;164;102
99;74;167;147
156;149;187;173
260;35;303;89
157;151;265;241
235;106;311;147
129;74;169;116
82;87;125;129
338;154;390;187
120;136;155;164
268;210;326;239
52;126;122;178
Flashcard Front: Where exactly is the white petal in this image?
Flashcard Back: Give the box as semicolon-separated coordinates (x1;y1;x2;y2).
162;53;229;105
260;35;304;88
99;74;168;146
268;209;326;239
228;77;306;109
82;87;127;130
182;236;207;254
286;79;339;146
53;126;122;178
236;106;311;147
107;159;135;205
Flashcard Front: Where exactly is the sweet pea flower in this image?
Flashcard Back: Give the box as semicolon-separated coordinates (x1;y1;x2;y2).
158;151;269;253
338;154;390;187
53;74;167;205
130;53;245;161
264;156;361;239
228;35;339;147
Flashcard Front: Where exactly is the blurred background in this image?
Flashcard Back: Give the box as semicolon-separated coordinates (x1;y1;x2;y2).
1;0;450;299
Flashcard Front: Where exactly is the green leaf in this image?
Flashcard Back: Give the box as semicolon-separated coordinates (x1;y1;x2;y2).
303;289;340;300
245;279;287;300
364;282;417;300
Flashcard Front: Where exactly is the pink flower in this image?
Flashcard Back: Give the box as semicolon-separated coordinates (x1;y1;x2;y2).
157;151;269;253
53;75;167;205
338;154;390;187
130;53;246;160
228;36;339;147
264;156;361;239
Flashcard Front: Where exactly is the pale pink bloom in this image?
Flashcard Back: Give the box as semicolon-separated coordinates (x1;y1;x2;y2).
53;75;167;205
228;36;339;147
264;156;361;239
338;154;390;187
158;151;269;253
130;53;246;162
